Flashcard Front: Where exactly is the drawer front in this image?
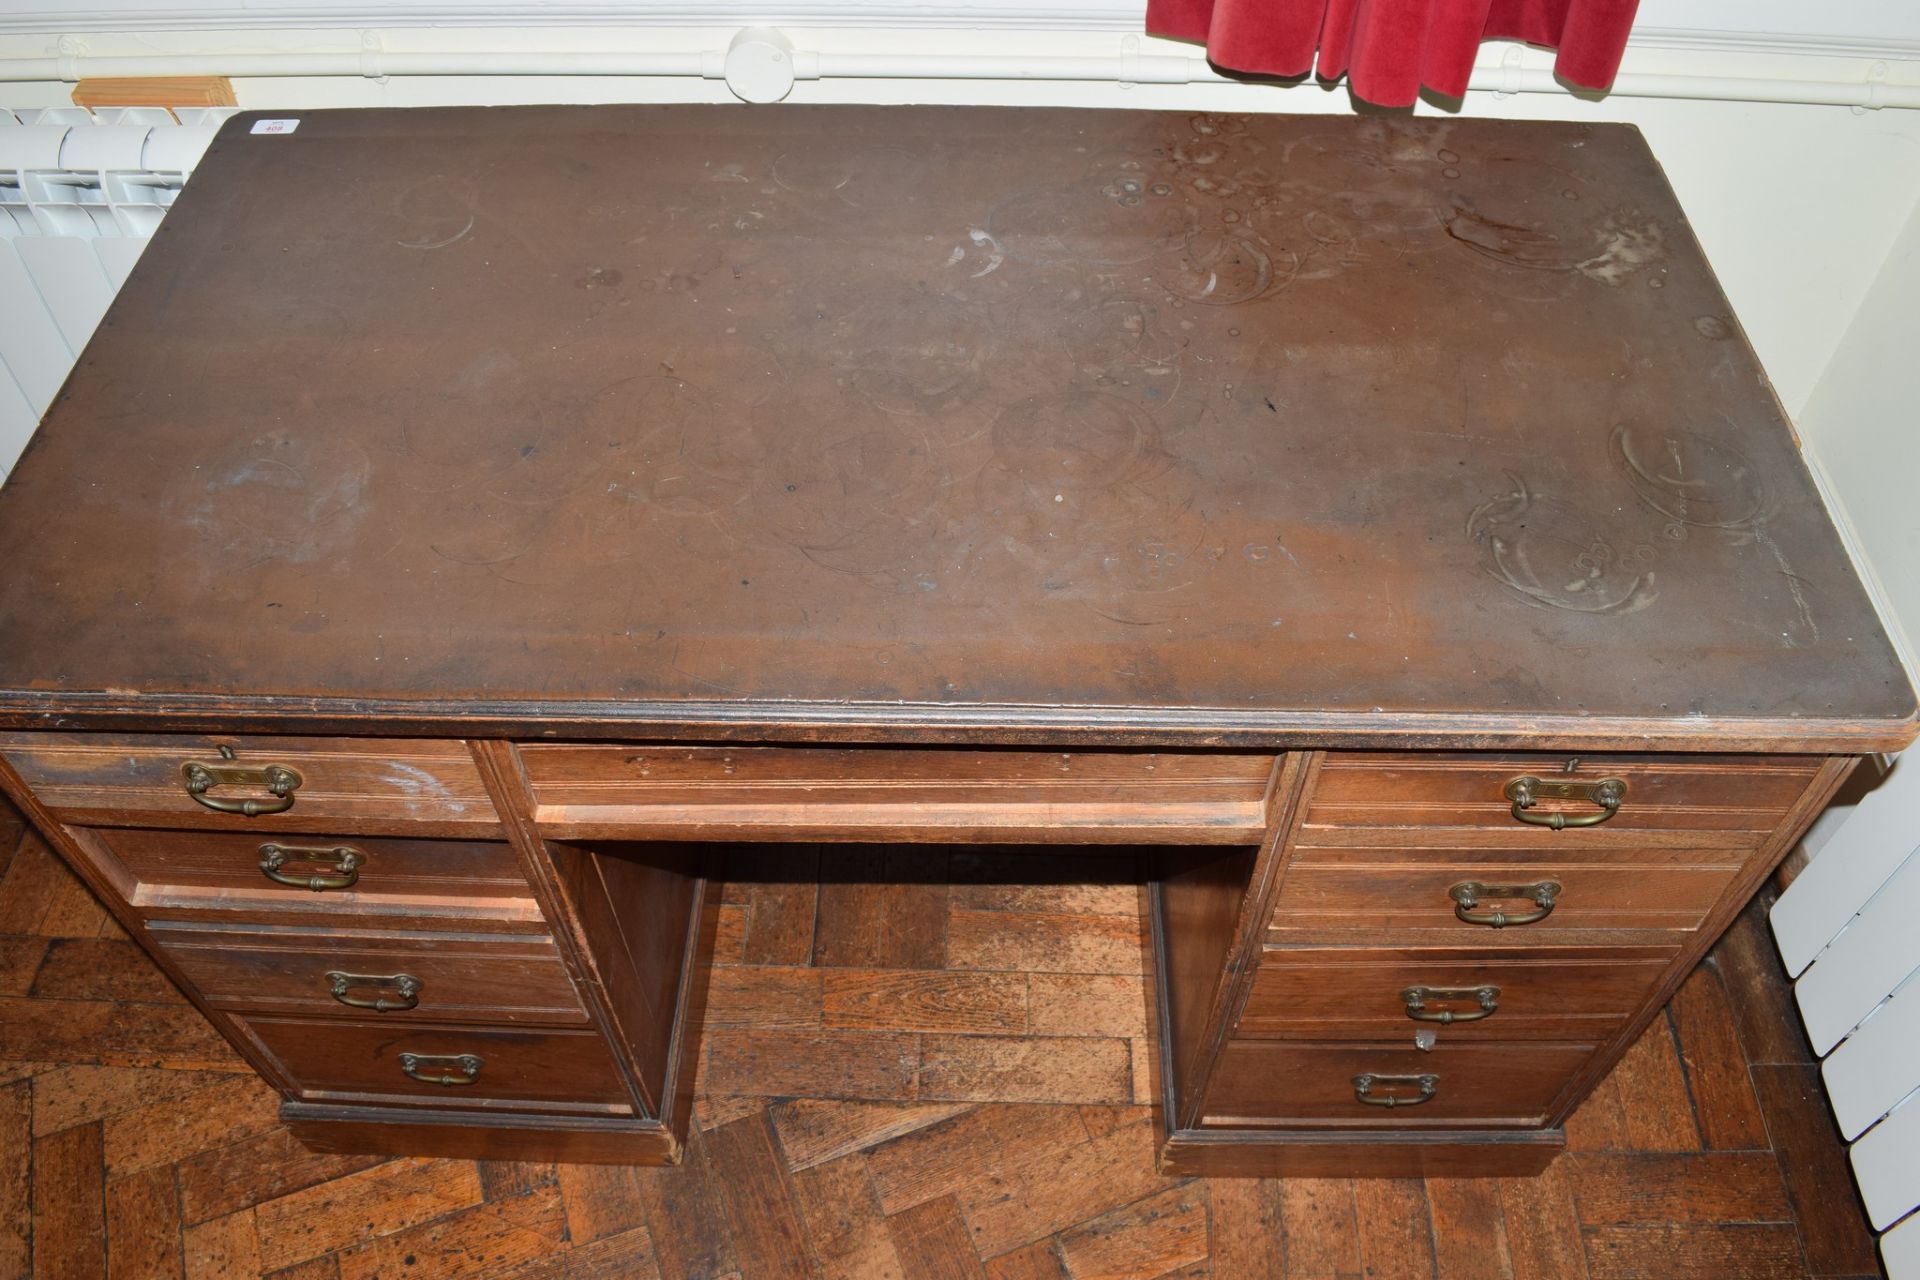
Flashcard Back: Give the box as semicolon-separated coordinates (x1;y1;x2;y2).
1237;946;1674;1041
0;733;499;833
152;924;588;1026
518;743;1277;844
1202;1040;1596;1128
236;1016;633;1114
83;827;536;919
1305;752;1821;841
1268;856;1741;940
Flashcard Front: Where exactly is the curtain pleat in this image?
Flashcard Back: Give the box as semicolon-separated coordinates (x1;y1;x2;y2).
1146;0;1641;107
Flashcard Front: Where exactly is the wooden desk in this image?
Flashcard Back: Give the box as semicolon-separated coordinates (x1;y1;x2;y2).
0;105;1910;1177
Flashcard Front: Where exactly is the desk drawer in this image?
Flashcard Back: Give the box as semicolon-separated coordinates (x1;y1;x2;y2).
1267;856;1739;939
236;1015;633;1115
1304;753;1821;842
1236;945;1674;1041
152;924;588;1026
83;827;537;923
0;733;499;833
519;744;1277;844
1201;1040;1595;1128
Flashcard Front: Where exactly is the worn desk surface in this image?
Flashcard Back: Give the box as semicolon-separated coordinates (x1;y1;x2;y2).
0;106;1909;748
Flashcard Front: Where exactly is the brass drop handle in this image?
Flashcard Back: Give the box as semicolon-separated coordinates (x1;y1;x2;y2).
398;1052;482;1087
1451;880;1559;928
1403;985;1500;1024
326;971;421;1012
259;843;363;891
1353;1073;1438;1108
182;756;302;816
1505;774;1626;829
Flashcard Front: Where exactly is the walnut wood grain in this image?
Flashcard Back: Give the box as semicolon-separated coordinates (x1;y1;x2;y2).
0;733;501;834
542;839;711;1122
1266;860;1743;938
1305;753;1823;834
1159;1126;1566;1179
64;826;547;933
1235;944;1675;1041
147;923;589;1025
0;108;1909;753
468;740;667;1129
1155;752;1858;1174
233;1014;635;1114
471;739;717;1149
521;745;1275;844
84;826;530;902
1200;1039;1597;1128
280;1102;683;1164
1155;752;1310;1129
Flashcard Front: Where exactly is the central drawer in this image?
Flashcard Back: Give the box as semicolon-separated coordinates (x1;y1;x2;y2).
518;744;1278;844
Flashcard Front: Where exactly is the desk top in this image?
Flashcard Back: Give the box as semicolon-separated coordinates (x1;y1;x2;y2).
0;106;1910;749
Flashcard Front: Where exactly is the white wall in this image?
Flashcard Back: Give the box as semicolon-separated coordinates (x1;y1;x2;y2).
1799;197;1920;667
3;18;1919;422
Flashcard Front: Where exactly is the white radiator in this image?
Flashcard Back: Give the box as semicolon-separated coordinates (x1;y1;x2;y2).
0;105;231;481
1774;755;1920;1276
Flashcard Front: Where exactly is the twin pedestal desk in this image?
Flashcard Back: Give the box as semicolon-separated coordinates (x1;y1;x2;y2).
0;105;1911;1178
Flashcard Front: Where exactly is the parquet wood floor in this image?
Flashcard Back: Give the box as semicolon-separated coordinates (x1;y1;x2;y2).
0;806;1884;1278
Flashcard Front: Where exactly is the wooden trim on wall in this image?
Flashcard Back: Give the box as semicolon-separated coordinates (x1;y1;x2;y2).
71;75;236;111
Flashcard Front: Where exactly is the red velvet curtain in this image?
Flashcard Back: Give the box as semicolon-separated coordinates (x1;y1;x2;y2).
1146;0;1641;108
